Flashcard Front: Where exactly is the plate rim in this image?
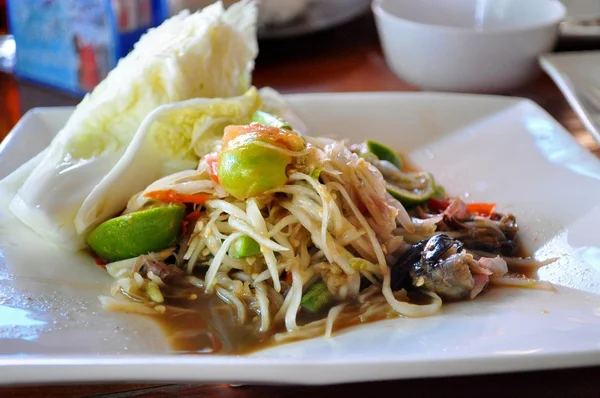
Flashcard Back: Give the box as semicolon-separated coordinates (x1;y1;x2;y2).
1;348;600;386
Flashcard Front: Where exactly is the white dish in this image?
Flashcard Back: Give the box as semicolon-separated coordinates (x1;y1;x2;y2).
540;51;600;143
170;0;371;39
2;92;600;385
373;0;565;93
257;0;370;39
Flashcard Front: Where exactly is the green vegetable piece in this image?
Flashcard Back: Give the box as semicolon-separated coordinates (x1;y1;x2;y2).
359;151;377;160
231;235;261;259
309;167;323;180
301;280;335;314
145;282;165;303
87;204;185;262
386;171;436;207
252;110;292;130
432;183;446;199
218;142;291;200
366;140;402;169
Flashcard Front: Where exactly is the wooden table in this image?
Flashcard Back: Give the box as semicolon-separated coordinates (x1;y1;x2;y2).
2;13;600;398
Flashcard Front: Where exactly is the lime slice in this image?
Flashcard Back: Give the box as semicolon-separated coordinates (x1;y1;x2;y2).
432;183;447;199
218;142;291;200
87;205;186;262
366;140;402;169
252;110;292;130
386;171;436;207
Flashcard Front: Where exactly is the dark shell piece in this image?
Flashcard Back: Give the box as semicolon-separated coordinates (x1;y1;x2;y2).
140;258;188;285
439;215;518;257
390;239;427;291
422;234;463;263
390;234;463;291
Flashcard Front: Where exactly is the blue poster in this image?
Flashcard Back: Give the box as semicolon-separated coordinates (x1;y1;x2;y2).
7;0;157;95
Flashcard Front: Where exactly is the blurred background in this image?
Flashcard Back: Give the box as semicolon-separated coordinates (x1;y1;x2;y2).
0;0;6;33
0;0;375;95
0;0;600;140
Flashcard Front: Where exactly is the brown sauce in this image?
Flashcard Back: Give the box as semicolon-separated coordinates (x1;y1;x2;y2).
148;283;428;355
509;245;538;279
149;256;537;355
147;242;537;354
149;285;268;354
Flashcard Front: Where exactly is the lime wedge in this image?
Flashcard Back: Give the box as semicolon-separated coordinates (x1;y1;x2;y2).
386;171;436;207
252;110;292;130
366;140;402;169
87;205;186;262
432;183;447;199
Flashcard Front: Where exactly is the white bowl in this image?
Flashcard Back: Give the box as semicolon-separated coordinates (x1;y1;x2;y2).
373;0;566;93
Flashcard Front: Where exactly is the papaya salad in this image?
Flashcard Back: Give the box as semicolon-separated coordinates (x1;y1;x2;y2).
0;1;555;353
90;111;555;347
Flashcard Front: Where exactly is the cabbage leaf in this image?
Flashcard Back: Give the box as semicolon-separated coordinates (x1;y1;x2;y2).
2;0;260;250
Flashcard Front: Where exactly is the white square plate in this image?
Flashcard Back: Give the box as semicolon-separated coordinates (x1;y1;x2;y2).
2;92;600;386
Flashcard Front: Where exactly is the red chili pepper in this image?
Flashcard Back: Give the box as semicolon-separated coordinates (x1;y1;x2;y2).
144;189;210;205
182;210;203;235
284;271;293;284
185;210;203;222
